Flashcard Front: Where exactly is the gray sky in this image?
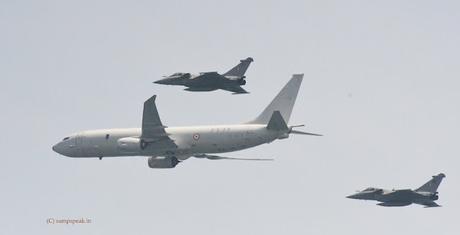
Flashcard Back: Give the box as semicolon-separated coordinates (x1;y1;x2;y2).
1;0;459;234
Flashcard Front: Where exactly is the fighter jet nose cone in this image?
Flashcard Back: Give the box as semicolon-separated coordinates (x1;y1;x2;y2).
154;77;174;85
346;194;358;199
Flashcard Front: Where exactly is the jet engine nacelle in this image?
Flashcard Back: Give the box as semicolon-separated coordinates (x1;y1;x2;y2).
117;137;141;153
430;193;439;200
148;156;180;168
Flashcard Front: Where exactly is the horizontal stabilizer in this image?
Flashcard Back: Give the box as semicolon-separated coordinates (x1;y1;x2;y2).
288;124;322;136
290;130;323;136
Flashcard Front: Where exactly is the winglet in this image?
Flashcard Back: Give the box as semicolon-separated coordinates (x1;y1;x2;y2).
141;95;166;139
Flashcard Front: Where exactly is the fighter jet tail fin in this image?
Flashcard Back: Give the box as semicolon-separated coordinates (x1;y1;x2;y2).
248;74;303;124
223;57;254;78
415;173;446;193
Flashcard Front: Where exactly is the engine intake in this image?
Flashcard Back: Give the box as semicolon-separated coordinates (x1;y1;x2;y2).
148;156;180;168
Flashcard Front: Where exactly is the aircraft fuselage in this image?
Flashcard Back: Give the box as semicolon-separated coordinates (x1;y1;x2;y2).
52;124;283;160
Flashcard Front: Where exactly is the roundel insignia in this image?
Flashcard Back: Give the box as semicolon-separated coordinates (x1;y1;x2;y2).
193;133;200;141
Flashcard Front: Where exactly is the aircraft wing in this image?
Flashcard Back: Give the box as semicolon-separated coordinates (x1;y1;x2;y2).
221;85;249;94
417;201;441;208
187;72;227;86
141;96;176;148
190;72;249;94
194;154;273;161
193;72;224;81
383;189;417;200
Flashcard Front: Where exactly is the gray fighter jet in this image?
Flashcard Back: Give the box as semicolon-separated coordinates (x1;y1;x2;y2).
347;173;446;208
154;57;254;94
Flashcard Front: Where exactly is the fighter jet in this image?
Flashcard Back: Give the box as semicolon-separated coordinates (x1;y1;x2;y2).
347;173;446;208
52;74;321;168
154;57;254;94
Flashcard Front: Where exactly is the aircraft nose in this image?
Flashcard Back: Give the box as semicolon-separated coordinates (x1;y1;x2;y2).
155;76;184;85
154;78;170;84
52;143;63;154
52;142;71;156
346;193;359;199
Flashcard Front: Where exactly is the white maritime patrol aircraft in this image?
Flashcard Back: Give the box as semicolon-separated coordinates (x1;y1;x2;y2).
52;74;320;168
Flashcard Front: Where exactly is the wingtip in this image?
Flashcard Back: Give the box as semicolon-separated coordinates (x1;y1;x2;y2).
292;73;304;79
145;95;157;103
436;173;446;178
241;57;254;62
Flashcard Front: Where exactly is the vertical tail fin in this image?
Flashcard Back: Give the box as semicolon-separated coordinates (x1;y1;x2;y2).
248;74;303;124
223;57;254;78
266;111;289;131
415;173;446;193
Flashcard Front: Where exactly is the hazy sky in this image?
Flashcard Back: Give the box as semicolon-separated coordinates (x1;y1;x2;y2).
1;0;459;234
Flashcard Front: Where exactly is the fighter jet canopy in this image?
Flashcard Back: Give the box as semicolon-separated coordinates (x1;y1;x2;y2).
363;187;377;191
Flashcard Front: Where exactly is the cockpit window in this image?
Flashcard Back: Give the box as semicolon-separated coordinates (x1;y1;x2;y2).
364;187;375;191
172;72;183;76
62;137;70;141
